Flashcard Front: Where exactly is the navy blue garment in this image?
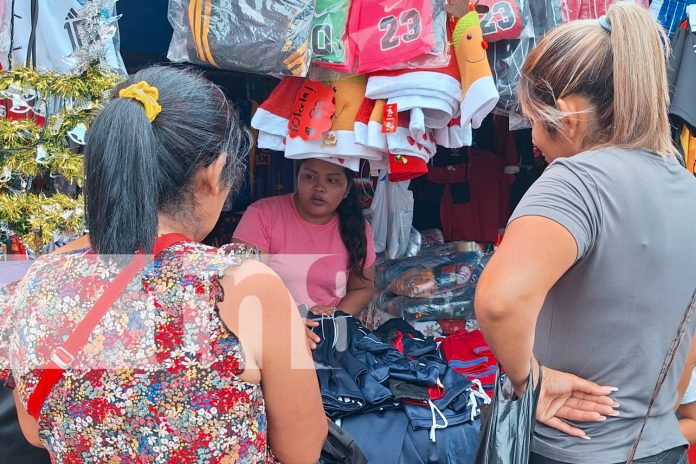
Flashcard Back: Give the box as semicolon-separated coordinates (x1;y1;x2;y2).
341;408;482;464
311;312;486;463
373;317;426;343
313;316;367;418
312;314;396;418
404;367;484;430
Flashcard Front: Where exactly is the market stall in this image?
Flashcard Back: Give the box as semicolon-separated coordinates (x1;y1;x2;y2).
1;1;695;463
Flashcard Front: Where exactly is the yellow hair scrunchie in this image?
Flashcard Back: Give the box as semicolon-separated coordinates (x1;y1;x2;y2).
118;81;162;122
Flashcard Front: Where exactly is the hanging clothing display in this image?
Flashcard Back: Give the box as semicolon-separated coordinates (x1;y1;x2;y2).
284;76;385;169
562;0;646;22
668;17;696;132
668;13;696;175
680;126;696;175
0;0;9;71
168;0;314;76
428;149;512;243
478;0;524;42
452;10;500;138
311;0;352;65
650;0;695;38
350;0;443;74
0;0;125;73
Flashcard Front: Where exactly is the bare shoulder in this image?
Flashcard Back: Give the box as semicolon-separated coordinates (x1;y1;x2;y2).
51;235;91;255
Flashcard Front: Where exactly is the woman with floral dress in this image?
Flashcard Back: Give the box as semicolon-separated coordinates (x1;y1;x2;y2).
0;66;327;463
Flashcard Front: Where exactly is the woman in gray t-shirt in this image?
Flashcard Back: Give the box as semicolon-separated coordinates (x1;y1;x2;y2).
475;3;696;464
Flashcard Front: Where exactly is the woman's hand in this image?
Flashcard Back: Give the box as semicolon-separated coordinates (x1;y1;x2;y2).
531;366;619;439
310;305;337;316
304;318;321;350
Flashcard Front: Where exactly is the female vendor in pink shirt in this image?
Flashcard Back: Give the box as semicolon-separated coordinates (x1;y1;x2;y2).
233;159;376;336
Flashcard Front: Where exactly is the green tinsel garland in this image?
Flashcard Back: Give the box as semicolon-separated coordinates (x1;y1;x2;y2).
0;62;124;252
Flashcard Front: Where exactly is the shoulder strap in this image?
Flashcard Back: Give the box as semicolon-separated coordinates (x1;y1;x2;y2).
26;234;191;420
626;286;696;463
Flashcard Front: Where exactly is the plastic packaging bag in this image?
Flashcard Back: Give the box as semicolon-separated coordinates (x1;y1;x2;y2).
1;0;125;74
311;0;352;65
349;0;444;73
405;227;422;258
375;244;457;289
487;38;534;111
378;4;450;71
368;171;415;260
474;361;542;464
167;0;314;77
528;0;562;37
420;228;445;247
368;171;389;254
385;285;476;321
478;0;525;42
388;251;485;298
386;180;414;260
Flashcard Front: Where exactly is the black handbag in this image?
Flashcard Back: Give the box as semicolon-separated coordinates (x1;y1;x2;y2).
0;387;51;464
474;360;543;464
319;419;368;464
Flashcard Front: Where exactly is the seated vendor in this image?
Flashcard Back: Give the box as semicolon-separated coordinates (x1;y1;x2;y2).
233;158;376;323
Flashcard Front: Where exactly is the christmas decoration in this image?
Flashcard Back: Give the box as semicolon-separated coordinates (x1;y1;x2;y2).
0;2;125;254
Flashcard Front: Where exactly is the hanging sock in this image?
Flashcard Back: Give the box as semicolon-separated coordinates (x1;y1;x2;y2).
409;107;426;141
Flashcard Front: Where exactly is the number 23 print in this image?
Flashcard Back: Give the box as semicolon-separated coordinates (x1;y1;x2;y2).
378;9;422;51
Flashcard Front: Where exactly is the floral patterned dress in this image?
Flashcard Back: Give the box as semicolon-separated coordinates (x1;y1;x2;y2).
0;241;278;463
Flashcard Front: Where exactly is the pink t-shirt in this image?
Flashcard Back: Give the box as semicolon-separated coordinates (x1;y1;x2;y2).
232;194;377;308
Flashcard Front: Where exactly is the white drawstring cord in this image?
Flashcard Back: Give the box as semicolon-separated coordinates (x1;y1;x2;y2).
428;399;449;442
468;379;492;421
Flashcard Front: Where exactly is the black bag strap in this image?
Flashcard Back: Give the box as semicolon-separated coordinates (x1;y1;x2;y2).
320;419;368;464
626;287;696;463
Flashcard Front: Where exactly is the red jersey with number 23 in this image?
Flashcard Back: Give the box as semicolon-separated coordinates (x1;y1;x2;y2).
352;0;435;73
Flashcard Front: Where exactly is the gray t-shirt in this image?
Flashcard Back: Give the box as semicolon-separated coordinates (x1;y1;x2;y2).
509;148;696;463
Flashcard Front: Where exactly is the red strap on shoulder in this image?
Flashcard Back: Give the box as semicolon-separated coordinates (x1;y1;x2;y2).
26;233;191;420
152;233;191;255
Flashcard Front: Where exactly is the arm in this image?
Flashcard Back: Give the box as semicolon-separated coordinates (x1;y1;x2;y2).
676;336;696;443
13;390;44;448
677;335;696;405
678;402;696;443
475;216;576;388
476;217;618;438
219;260;327;464
336;265;375;316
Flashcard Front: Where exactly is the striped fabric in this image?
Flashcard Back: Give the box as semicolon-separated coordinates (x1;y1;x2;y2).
650;0;696;38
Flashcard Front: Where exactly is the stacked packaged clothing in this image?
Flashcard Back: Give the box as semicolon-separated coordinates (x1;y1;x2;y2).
371;246;490;322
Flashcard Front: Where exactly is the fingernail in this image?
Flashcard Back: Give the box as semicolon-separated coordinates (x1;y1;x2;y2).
606;387;619;392
580;435;591;440
597;416;606;421
612;402;620;408
610;411;620;417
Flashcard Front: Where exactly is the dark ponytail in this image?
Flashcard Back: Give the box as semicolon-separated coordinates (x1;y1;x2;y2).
85;97;159;255
336;169;368;280
84;66;247;254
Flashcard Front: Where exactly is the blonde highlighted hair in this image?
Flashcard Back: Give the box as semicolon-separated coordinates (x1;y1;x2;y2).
518;3;675;156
